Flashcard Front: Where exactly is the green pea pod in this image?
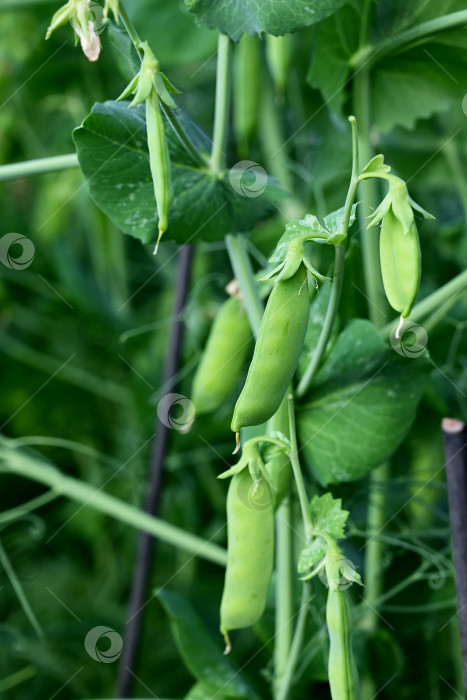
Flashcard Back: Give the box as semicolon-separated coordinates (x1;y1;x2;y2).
231;264;310;434
146;89;173;252
233;34;260;158
220;468;274;651
192;297;252;414
326;588;360;700
379;208;421;318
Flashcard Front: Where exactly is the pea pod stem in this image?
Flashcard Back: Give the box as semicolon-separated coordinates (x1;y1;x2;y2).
296;116;359;398
225;234;264;336
287;395;313;540
274;497;294;695
210;33;232;174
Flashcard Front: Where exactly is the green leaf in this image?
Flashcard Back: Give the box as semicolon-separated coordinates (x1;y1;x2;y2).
297;319;431;484
73;101;285;246
297;537;327;574
308;1;467;132
185;0;349;41
323;203;357;238
157;590;259;700
360;154;391;178
310;493;349;540
298;494;349;574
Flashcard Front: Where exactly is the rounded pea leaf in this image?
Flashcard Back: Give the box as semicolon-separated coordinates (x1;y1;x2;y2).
185;0;349;40
297;319;431;484
73;101;285;246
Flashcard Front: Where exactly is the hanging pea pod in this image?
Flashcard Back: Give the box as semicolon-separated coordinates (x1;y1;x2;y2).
233;34;261;158
117;42;178;252
220;467;274;652
265;34;292;95
191;296;252;415
325;549;361;700
231;264;310;435
379;208;421;319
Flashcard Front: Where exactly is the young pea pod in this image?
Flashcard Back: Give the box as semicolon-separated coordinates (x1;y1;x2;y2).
117;42;175;252
220;468;274;650
326;588;360;700
146;89;173;250
192;297;252;414
379;208;421;318
233;34;261;158
231;264;310;434
325;550;360;700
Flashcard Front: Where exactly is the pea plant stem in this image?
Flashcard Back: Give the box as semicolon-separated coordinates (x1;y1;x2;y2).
0;154;79;182
0;447;227;567
296;116;359;398
276;583;311;700
274;497;294;694
210;33;232;174
287;395;313;539
225;233;263;335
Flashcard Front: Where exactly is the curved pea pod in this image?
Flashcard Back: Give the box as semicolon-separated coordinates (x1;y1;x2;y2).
192;297;252;415
233;34;261;158
220;469;274;650
231;264;310;433
379;208;421;320
326;588;360;700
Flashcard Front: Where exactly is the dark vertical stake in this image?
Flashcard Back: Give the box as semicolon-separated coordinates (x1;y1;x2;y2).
443;417;467;699
117;245;194;698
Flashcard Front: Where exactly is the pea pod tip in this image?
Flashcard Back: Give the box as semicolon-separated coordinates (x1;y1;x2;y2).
222;632;232;655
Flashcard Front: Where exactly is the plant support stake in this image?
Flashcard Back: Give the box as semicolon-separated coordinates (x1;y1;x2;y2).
116;245;194;698
443;417;467;698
